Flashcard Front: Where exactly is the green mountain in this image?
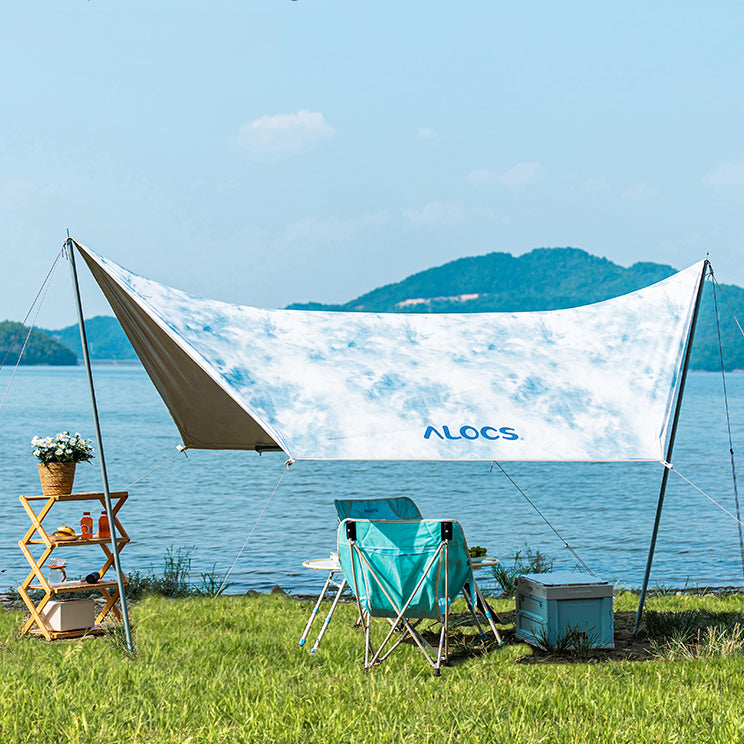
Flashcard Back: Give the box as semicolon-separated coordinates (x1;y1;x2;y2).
0;321;77;366
288;247;744;371
46;316;138;361
289;247;679;312
691;281;744;371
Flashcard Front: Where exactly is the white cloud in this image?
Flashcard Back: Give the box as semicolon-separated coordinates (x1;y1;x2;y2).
234;109;335;154
583;177;610;194
414;127;438;142
497;162;544;188
622;184;660;200
703;157;744;188
465;162;544;188
403;202;464;225
465;169;492;185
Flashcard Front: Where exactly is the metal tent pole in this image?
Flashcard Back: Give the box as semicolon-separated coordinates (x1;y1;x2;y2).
65;236;134;654
633;261;709;635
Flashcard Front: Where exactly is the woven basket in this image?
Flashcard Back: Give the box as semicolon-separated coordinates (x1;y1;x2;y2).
38;462;76;496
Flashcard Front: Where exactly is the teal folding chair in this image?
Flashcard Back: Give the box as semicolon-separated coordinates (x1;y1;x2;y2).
337;518;502;675
299;497;424;652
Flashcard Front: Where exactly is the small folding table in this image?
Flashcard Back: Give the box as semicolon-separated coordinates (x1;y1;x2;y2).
298;555;347;654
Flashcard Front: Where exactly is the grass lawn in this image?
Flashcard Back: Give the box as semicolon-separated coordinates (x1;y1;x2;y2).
1;591;743;743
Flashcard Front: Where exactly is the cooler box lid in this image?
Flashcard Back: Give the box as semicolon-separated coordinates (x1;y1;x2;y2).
519;571;609;587
517;571;613;600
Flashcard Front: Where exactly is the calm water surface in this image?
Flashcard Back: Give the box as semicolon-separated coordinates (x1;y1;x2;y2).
1;365;742;594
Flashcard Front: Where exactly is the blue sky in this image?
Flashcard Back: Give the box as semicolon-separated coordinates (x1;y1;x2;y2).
2;1;743;327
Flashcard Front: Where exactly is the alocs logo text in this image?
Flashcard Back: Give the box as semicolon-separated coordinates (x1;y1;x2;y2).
424;425;519;441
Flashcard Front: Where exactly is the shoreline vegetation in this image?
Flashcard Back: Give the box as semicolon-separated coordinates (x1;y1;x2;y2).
3;247;744;370
2;589;743;743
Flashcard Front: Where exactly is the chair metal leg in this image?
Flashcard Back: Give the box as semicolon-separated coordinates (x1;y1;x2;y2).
462;583;488;639
471;580;503;645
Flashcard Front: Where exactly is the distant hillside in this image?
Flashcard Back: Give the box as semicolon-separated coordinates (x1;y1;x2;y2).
691;281;744;371
46;316;138;361
288;247;744;371
0;321;77;366
289;248;679;312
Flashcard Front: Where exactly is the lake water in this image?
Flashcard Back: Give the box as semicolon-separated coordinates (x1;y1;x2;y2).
1;365;743;595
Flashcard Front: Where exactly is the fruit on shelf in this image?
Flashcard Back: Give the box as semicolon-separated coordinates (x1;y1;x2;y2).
51;525;78;541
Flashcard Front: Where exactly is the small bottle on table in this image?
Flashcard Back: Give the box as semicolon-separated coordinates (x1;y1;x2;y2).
80;512;93;539
98;511;110;539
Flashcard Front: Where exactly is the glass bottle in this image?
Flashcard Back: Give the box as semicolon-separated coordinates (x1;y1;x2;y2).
98;510;110;539
80;512;93;539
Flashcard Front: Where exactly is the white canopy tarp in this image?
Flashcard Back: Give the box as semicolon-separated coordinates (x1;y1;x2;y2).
76;242;705;462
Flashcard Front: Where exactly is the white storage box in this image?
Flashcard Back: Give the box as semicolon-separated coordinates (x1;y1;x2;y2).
39;599;96;632
515;572;614;649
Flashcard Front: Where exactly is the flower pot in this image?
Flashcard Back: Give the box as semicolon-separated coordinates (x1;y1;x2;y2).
38;462;76;496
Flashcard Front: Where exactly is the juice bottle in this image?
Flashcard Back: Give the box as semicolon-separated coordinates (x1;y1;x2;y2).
98;511;110;539
80;512;93;539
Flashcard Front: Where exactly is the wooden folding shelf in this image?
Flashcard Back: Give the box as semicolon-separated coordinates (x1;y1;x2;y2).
17;490;130;640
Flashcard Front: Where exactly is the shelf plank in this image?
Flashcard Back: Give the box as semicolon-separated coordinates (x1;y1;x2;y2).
28;579;127;593
26;536;129;547
22;491;129;502
28;623;112;639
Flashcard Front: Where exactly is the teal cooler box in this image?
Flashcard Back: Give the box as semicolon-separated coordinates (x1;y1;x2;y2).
515;572;614;648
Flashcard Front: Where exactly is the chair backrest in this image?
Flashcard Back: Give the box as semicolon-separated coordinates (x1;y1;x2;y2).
333;497;422;522
337;519;472;620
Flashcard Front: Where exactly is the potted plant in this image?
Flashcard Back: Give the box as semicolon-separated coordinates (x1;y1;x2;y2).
32;432;94;496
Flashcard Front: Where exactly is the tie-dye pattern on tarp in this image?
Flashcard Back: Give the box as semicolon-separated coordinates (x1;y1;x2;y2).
76;242;705;462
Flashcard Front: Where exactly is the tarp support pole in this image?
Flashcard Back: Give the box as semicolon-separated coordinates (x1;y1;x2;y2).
65;235;134;654
633;260;709;635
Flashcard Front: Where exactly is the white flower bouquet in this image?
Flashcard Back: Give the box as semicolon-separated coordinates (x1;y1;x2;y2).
32;432;94;464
